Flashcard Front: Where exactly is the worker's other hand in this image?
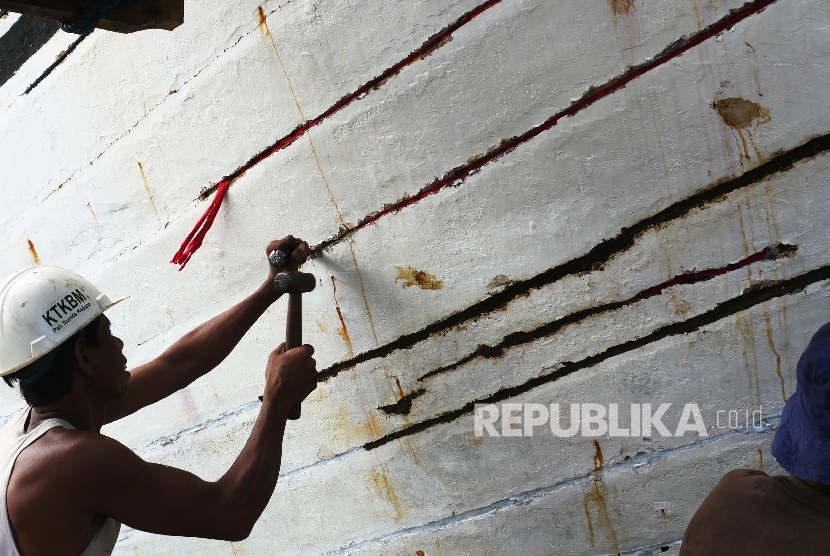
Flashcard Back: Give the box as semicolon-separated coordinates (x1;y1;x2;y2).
264;342;317;410
266;236;309;277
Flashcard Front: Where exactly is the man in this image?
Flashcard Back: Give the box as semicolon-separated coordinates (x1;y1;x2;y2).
680;321;830;555
0;236;318;555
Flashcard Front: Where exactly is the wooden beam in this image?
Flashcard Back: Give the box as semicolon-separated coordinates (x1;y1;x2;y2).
0;0;183;33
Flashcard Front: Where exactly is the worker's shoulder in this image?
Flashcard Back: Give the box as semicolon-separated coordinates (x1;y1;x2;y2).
710;468;769;490
704;469;781;501
17;427;134;483
719;468;769;482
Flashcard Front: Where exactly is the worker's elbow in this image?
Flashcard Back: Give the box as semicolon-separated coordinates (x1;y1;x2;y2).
212;482;262;541
224;502;261;541
224;526;253;543
217;516;255;542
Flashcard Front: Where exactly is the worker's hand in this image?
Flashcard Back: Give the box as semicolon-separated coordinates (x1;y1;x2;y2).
264;342;317;411
266;236;309;276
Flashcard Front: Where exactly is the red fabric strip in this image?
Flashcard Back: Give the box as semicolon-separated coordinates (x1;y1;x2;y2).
170;180;230;270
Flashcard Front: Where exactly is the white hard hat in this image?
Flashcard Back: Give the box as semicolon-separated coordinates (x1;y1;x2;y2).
0;266;124;377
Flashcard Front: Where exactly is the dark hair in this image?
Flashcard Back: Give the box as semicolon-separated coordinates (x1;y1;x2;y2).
3;316;102;407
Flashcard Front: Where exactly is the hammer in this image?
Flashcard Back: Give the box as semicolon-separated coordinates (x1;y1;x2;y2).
268;249;316;420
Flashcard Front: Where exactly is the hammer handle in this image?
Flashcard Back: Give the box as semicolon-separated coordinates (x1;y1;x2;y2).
286;292;302;420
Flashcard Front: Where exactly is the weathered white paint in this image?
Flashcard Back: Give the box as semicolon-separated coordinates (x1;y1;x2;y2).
120;281;825;554
1;0;829;553
89;0;830;456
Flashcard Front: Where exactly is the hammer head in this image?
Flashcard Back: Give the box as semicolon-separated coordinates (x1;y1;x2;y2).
268;249;291;269
273;272;317;294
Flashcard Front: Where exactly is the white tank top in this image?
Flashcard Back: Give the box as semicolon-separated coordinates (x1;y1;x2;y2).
0;408;120;555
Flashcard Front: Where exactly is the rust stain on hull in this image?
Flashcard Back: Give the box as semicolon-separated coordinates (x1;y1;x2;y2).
692;0;703;30
370;466;404;520
364;411;383;440
137;161;162;228
334;406;383;442
715;97;770;163
331;277;355;357
383;368;421;462
348;243;380;346
86;202;98;222
763;312;787;402
257;6;267;32
593;439;604;470
583;440;620;552
395;266;444;290
257;6;273;38
736;312;762;408
400;437;419;465
27;239;41;265
393;376;406;399
334;308;352;355
714;98;771;129
610;0;635;15
259;5;309;128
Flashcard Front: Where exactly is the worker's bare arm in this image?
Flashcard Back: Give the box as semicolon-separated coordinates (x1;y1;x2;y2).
104;236;309;424
78;344;316;540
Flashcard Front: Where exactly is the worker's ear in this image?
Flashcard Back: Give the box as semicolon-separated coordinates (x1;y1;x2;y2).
73;336;95;378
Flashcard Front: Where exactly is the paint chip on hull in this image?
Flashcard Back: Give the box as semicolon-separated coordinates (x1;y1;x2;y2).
395;266;444;290
488;274;514;292
714;97;771;129
610;0;635;15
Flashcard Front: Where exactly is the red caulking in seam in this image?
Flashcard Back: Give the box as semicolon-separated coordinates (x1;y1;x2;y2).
170;0;503;269
172;0;776;269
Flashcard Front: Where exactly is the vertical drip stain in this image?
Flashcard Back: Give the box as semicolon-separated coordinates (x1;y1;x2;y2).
370;466;404;520
259;6;307;121
763;312;786;401
137;161;162;228
26;239;41;265
583;440;620;552
331;276;355;357
260;8;366;343
261;6;372;343
348;243;380;347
